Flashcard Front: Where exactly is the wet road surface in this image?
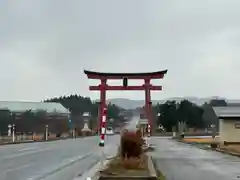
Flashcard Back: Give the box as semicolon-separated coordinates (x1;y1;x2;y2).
150;137;240;180
0;135;119;180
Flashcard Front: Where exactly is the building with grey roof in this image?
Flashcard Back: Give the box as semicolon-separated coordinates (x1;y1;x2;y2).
0;101;70;115
213;106;240;119
0;101;70;134
213;106;240;144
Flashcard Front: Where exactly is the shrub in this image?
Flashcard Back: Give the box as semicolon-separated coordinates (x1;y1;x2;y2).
56;133;61;137
120;129;144;159
210;143;218;148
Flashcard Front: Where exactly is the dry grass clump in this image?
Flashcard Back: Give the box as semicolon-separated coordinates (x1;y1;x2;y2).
120;154;147;169
102;154;148;176
120;129;144;159
107;154;147;170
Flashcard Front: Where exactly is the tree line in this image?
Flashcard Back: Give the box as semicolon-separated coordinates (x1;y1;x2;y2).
153;99;227;132
44;94;122;120
0;94;123;134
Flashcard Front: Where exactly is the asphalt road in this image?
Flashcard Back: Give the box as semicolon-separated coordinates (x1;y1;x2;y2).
150;137;240;180
0;135;120;180
124;116;139;130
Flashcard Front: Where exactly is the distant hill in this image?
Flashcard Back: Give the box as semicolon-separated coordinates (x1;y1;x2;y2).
104;97;240;109
106;98;162;109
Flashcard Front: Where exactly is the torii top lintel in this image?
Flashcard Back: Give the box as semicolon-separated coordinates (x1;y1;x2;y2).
84;70;168;79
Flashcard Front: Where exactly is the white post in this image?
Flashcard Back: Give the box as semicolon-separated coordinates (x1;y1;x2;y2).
173;132;176;137
8;124;12;136
12;124;15;142
33;132;36;141
45;125;48;141
73;128;75;139
211;124;216;140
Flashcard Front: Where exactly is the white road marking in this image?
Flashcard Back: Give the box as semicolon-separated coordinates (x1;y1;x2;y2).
26;152;93;180
4;162;34;174
19;147;38;152
3;148;53;160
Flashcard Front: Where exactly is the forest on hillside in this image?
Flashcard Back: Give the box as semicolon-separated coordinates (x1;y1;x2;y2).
45;94;122;120
45;94;126;130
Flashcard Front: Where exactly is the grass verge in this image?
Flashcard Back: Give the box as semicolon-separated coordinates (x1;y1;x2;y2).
182;137;219;144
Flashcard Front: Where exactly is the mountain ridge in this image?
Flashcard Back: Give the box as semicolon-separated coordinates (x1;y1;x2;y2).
102;97;240;109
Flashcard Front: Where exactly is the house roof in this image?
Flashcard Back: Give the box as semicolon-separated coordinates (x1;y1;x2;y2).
213;107;240;119
0;101;70;114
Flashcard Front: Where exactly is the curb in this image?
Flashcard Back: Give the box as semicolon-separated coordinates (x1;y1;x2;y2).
177;139;240;157
176;139;197;145
0;138;70;146
214;148;240;158
0;136;96;146
79;155;158;180
177;139;212;145
175;140;212;150
95;155;158;180
0;140;35;146
74;159;110;180
151;158;166;180
148;155;158;179
75;145;119;180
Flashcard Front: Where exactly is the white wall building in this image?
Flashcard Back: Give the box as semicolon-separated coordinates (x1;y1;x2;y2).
213;107;240;143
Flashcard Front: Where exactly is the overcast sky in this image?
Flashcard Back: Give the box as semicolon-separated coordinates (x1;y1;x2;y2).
0;0;240;101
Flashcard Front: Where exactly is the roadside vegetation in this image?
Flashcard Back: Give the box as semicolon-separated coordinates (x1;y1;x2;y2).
0;94;123;134
153;99;227;131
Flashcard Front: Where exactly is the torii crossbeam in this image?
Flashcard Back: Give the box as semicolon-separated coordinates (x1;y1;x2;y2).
84;70;168;136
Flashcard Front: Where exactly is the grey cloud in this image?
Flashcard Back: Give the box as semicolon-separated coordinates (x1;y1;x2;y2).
0;0;240;101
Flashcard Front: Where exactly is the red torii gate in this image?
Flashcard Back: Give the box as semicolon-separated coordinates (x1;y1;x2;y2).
84;70;168;135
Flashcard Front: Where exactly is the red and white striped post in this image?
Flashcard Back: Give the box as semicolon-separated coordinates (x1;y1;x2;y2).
99;107;107;147
99;107;107;168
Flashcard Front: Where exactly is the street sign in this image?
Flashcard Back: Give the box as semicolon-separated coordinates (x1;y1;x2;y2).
139;118;148;125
